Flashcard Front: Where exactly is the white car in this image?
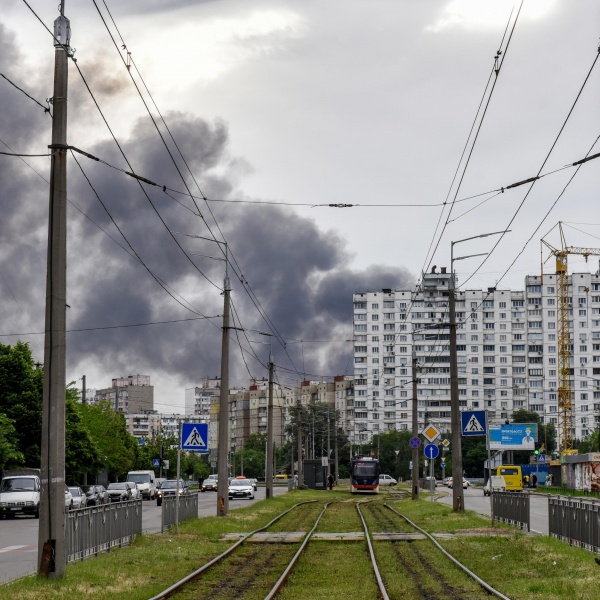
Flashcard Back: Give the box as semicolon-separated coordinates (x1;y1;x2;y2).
379;474;397;486
68;486;87;509
447;478;470;489
228;479;255;500
126;482;141;500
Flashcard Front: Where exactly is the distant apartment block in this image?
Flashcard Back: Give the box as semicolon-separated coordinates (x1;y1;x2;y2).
95;374;154;414
185;376;221;422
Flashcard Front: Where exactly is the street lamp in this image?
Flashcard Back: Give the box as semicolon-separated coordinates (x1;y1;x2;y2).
449;230;509;512
173;232;230;516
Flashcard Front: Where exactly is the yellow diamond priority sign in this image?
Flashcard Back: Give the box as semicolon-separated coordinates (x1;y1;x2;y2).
422;424;441;442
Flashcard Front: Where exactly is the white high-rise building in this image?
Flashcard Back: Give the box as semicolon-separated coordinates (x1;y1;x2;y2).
353;266;600;448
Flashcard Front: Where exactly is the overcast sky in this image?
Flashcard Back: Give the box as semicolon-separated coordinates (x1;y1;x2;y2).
1;0;598;413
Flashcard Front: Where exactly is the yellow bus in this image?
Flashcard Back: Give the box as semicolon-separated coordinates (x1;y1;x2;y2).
494;465;523;492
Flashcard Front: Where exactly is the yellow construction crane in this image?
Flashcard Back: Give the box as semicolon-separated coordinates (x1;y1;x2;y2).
542;223;600;454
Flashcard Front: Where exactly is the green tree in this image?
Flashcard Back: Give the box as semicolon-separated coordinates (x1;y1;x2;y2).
65;385;101;483
78;400;136;480
0;341;43;466
0;413;23;474
244;433;267;453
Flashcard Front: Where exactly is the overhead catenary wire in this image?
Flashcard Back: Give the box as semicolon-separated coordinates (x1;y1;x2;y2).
0;315;221;337
0;72;52;115
460;44;600;289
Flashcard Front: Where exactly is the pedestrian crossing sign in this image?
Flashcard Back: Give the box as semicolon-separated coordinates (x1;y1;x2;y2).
181;422;208;450
461;411;487;436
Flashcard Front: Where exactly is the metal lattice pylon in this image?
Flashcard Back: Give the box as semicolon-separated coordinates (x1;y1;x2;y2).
542;223;600;454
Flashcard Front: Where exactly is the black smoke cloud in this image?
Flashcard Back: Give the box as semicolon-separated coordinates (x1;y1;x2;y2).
0;25;415;397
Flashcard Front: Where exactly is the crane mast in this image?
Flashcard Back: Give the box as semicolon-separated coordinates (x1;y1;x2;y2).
542;223;600;455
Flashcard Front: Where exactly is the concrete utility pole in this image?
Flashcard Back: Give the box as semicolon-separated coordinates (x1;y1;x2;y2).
297;421;304;487
411;350;420;500
450;230;507;512
217;248;230;517
266;354;274;498
449;270;464;512
38;2;71;578
81;374;86;404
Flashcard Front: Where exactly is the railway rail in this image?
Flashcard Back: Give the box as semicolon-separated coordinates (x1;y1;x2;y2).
358;501;511;600
148;501;327;600
149;496;512;600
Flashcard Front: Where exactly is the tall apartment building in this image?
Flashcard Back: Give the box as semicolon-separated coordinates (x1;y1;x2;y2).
185;376;221;421
353;267;600;448
95;374;154;413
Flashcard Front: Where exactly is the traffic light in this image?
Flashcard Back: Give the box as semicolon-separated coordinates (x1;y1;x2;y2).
534;449;539;455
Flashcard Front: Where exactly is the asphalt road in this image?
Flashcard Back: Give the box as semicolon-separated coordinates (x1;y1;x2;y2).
436;485;549;534
0;485;289;584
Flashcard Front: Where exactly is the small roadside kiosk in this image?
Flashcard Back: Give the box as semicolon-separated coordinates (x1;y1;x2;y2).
561;453;600;492
303;459;334;490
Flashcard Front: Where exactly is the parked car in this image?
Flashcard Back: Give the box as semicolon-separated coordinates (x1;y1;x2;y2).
68;486;87;509
228;478;255;500
156;480;189;506
201;478;218;492
379;474;397;486
107;482;132;502
274;473;288;479
95;485;110;505
64;485;73;509
81;485;101;506
126;482;141;500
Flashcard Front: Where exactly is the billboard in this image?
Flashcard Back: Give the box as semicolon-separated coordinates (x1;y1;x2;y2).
489;423;538;450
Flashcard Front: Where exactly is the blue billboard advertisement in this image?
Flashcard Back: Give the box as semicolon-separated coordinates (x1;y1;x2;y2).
489;423;538;450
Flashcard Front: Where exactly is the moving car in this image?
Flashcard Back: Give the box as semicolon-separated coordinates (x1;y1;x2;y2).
447;478;470;489
228;478;255;500
156;480;189;506
483;476;506;496
236;475;258;491
201;478;218;492
107;482;132;502
0;474;41;519
68;486;87;509
379;474;397;486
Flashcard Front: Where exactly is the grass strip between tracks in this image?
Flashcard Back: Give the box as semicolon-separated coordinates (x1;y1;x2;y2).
2;485;600;599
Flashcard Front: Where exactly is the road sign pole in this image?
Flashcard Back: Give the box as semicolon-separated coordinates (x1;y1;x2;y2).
430;458;435;503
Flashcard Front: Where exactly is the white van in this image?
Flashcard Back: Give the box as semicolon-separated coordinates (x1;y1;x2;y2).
0;474;41;518
126;470;156;500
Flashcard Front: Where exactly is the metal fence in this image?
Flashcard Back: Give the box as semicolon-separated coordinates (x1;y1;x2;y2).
161;492;199;532
491;491;530;531
549;495;600;553
65;500;143;563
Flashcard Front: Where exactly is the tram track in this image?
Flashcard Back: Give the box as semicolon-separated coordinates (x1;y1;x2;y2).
358;502;511;600
148;501;328;600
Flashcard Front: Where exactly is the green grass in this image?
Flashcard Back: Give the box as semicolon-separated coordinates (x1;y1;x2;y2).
3;487;600;599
